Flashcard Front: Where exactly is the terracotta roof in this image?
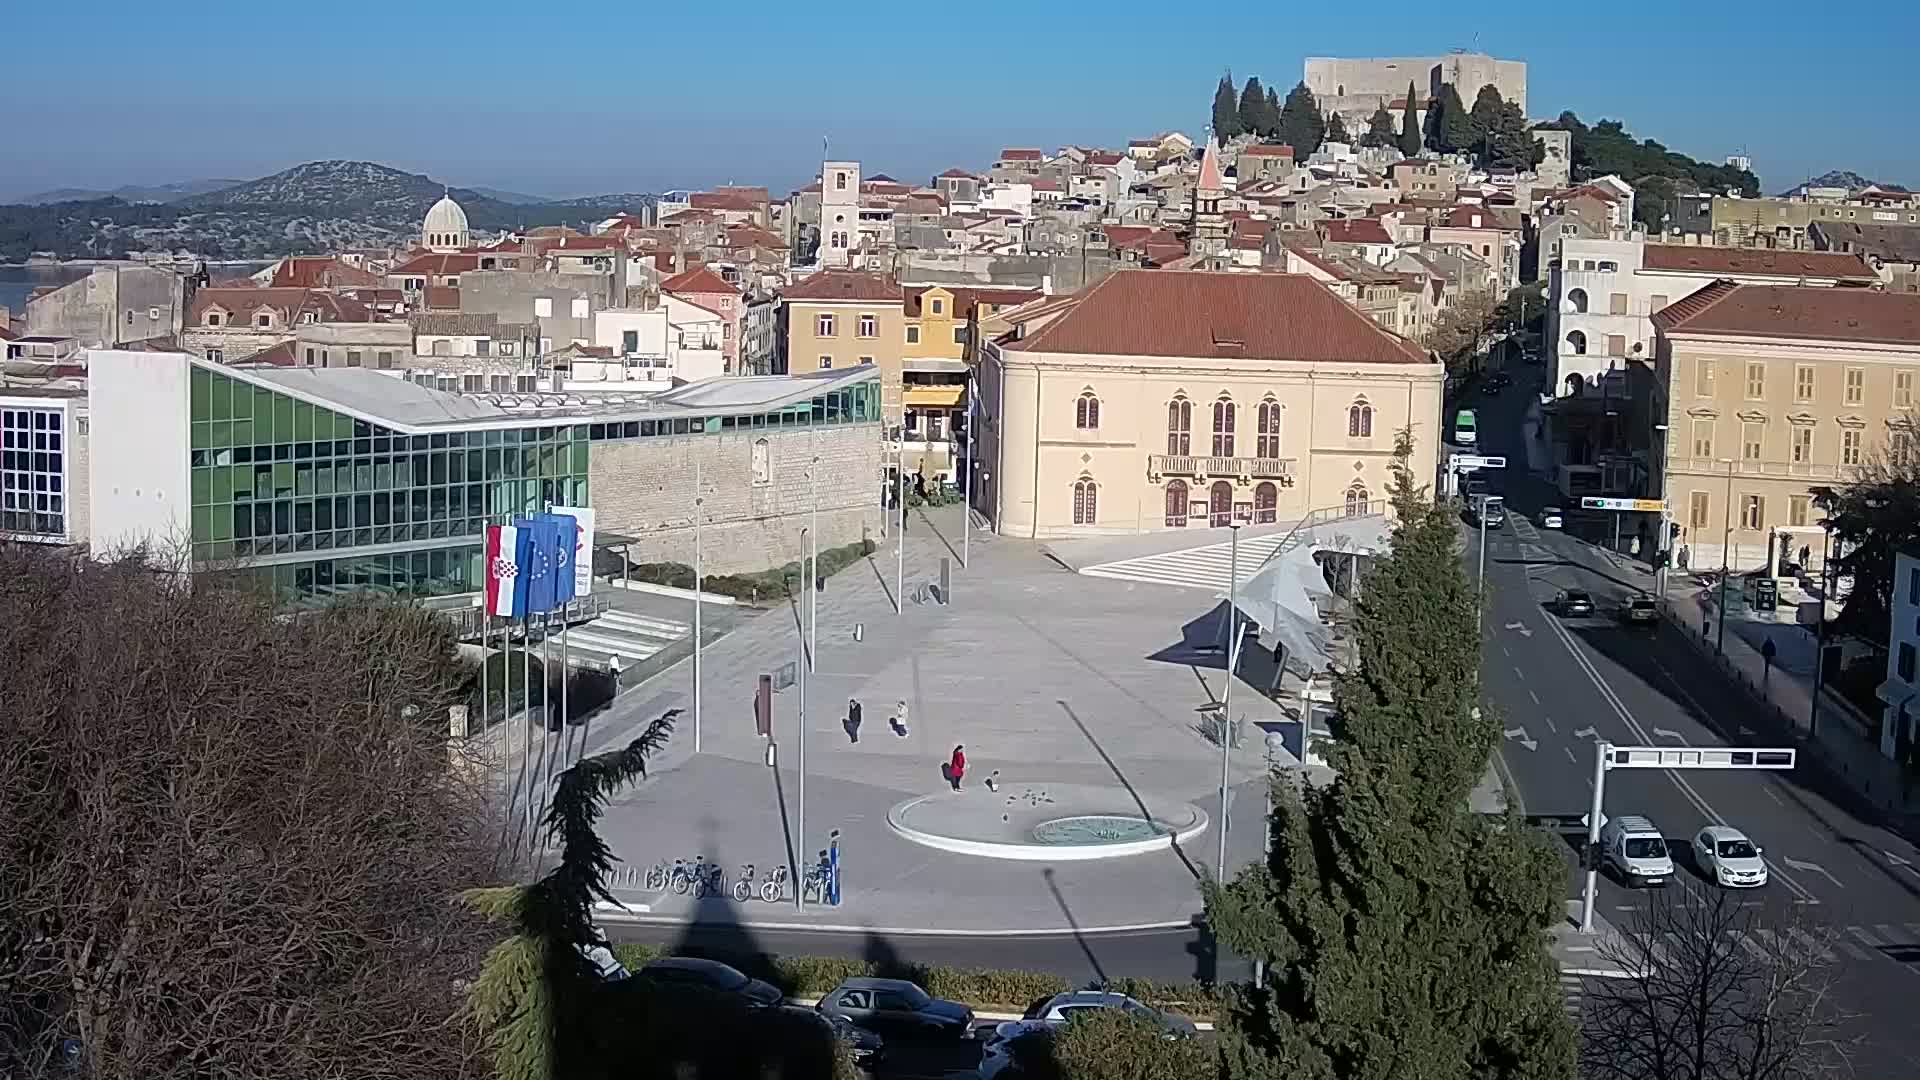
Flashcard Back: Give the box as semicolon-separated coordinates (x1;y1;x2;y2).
781;269;898;303
389;252;482;276
1101;225;1179;251
1197;140;1224;191
234;341;297;367
1325;218;1393;245
1087;151;1125;167
268;257;383;289
937;168;977;179
1437;207;1507;230
998;148;1043;161
425;286;461;310
661;266;738;296
1032;179;1062;192
1239;143;1295;158
1652;281;1920;345
903;285;1043;317
1640;245;1876;281
1810;221;1920;264
189;287;372;324
1005;271;1426;364
691;190;766;213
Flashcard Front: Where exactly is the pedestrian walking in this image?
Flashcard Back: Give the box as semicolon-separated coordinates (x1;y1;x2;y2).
890;699;910;737
607;655;622;690
844;698;863;744
947;745;967;791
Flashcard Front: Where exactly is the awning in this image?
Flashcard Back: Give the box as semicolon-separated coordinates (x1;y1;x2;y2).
904;386;966;409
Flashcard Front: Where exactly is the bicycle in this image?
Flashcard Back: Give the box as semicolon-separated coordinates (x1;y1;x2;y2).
644;860;671;892
730;863;758;903
760;865;790;903
671;856;703;896
695;861;726;900
801;850;831;904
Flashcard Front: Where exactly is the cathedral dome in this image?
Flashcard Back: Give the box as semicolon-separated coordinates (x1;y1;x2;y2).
423;194;470;250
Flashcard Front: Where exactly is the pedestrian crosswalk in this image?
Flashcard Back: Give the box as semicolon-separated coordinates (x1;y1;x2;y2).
550;609;690;671
1559;973;1586;1024
1612;921;1920;972
1079;532;1299;593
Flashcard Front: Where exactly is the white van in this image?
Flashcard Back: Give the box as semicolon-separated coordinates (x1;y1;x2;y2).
1598;814;1673;887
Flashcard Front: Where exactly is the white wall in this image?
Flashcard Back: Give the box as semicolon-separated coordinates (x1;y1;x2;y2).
1883;552;1920;760
87;350;191;561
593;308;668;356
664;296;726;380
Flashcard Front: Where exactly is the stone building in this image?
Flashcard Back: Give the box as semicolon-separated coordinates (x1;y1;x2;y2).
1305;52;1527;132
780;270;905;423
25;265;190;348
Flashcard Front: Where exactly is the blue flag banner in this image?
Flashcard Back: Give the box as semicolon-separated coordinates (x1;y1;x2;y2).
515;517;554;614
511;522;535;618
543;513;579;608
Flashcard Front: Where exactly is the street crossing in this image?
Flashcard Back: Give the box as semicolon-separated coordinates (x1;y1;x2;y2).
552;609;690;670
1609;921;1920;973
1079;532;1298;593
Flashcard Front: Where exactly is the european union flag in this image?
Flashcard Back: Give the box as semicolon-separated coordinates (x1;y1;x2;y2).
543;512;579;608
515;517;555;614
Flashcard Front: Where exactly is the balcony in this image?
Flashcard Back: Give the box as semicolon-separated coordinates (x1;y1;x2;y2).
1667;456;1857;482
1148;454;1296;483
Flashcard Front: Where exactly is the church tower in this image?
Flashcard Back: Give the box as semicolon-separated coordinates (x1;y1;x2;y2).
1188;138;1228;259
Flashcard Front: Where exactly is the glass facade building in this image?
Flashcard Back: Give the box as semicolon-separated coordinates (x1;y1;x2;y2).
0;404;68;540
185;364;882;603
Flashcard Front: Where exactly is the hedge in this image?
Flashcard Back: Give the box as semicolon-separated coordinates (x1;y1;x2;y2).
611;942;1221;1021
611;538;877;605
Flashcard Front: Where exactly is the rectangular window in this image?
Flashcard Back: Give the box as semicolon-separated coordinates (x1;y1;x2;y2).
1745;362;1766;400
1690;419;1714;458
622;330;638;353
905;325;920;344
857;314;877;338
570;297;589;319
1742;422;1763;460
816;313;836;337
1845;367;1864;405
1842;428;1862;465
1790;426;1812;463
818;356;832;370
1900;642;1916;684
534;297;553;318
1694;359;1715;397
1788;494;1810;527
1795;364;1816;403
1689;490;1710;529
1609;292;1628;315
1741;494;1764;530
345;350;361;368
1607;335;1626;357
1650;293;1670;312
1898;370;1915;408
377;351;394;369
1910;566;1920;606
953;326;967;345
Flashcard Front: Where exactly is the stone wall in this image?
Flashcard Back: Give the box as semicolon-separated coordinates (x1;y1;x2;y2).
588;420;883;575
26;266;186;348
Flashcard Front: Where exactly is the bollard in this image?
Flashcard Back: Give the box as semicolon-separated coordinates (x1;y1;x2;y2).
939;558;950;605
853;622;864;643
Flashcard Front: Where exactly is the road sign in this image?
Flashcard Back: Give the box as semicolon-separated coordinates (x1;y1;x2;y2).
1605;745;1795;770
1450;454;1508;470
1580;496;1666;512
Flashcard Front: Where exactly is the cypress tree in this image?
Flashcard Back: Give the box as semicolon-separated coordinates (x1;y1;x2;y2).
1469;85;1507;158
1213;73;1243;140
1486;100;1547;170
1206;435;1576;1080
1238;77;1268;141
1325;111;1350;145
1397;81;1422;157
1427;82;1472;155
1265;86;1282;137
1276;82;1327;158
1360;105;1396;149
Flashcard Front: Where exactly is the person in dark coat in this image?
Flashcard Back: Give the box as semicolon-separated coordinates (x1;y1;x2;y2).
947;745;966;791
843;698;863;744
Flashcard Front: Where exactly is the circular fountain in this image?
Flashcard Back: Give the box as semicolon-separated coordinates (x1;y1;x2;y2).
886;782;1207;861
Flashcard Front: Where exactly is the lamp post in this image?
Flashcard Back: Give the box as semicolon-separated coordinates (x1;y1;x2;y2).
896;442;907;613
1717;457;1735;653
693;459;703;754
1810;521;1834;735
962;382;974;570
1216;523;1243;885
798;455;819;910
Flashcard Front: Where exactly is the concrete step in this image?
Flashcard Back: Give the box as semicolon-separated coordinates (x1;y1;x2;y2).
598;610;692;640
563;627;679;660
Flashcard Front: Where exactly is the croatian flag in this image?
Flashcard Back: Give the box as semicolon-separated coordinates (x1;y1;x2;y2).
483;523;530;618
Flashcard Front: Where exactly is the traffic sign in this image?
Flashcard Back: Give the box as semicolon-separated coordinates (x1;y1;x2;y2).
1605;745;1794;770
1450;454;1508;470
1580;497;1666;512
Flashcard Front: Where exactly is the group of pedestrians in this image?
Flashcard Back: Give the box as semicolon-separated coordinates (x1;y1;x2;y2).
840;697;981;793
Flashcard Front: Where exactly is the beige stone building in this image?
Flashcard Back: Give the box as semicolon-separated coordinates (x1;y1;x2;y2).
780;270;906;424
978;270;1443;538
1653;282;1920;570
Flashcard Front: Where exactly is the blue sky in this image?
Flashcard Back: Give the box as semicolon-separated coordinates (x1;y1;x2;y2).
5;0;1915;200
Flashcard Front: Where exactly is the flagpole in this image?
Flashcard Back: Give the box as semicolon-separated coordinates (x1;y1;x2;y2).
962;384;973;570
694;457;704;755
521;614;533;835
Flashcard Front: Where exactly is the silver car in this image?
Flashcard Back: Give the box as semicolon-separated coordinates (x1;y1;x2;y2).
1026;990;1198;1036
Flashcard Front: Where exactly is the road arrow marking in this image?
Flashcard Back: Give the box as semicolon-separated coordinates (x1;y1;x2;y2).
1883;851;1920;878
1572;727;1599;741
1503;727;1538;752
1781;856;1844;892
1652;727;1686;742
1504;621;1534;638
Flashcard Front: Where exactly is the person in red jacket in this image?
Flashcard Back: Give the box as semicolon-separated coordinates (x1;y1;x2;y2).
947;745;966;791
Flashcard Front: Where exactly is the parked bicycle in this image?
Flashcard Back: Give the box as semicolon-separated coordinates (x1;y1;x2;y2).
760;865;790;903
694;860;726;899
670;856;706;895
801;850;831;903
644;860;673;892
730;863;759;903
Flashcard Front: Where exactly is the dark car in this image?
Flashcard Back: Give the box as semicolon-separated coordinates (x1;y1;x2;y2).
1555;589;1595;617
1623;597;1659;624
817;977;975;1040
779;1005;884;1069
637;957;782;1008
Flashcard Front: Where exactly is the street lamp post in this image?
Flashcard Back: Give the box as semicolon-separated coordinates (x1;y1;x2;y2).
1216;524;1243;884
962;384;974;570
798;456;819;911
1810;522;1834;735
1718;458;1735;653
896;446;907;612
693;460;704;754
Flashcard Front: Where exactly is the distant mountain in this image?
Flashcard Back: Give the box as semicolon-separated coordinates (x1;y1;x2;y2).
545;192;658;209
467;186;554;205
0;160;644;262
10;179;242;205
1775;170;1910;197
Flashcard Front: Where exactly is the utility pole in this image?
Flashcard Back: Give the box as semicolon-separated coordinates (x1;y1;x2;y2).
693;459;703;754
1477;497;1489;599
1579;741;1608;933
1810;524;1833;735
797;453;819;911
962;384;974;570
1718;460;1735;653
896;442;906;612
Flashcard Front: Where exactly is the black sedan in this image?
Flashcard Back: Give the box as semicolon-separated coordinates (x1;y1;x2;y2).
636;957;783;1008
779;1005;884;1069
817;977;975;1040
1554;589;1596;617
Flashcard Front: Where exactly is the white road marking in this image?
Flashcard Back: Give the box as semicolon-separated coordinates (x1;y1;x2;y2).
1514;666;1526;681
1564;747;1577;762
1529;689;1542;705
1502;645;1511;658
1781;857;1845;891
1505;621;1534;638
1651;727;1686;742
1846;925;1887;954
1781;926;1837;963
1504;727;1538;752
1539;612;1822;905
1883;850;1920;879
1544;715;1559;733
1572;726;1598;740
1765;788;1784;806
1734;932;1773;963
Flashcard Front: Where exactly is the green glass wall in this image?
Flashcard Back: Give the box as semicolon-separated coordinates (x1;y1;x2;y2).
188;367;588;602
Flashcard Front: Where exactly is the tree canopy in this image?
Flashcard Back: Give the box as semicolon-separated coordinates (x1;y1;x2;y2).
1239;77;1275;139
1276;82;1327;159
1533;111;1760;196
1397;82;1422;157
1812;449;1920;644
1360;106;1397;149
1325;111;1350;145
1425;83;1473;156
1205;436;1575;1080
1213;74;1243;140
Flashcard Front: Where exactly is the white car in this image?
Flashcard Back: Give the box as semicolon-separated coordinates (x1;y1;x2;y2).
1540;507;1563;529
1692;825;1768;887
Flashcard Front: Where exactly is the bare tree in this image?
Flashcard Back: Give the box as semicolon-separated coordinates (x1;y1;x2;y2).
1581;887;1859;1080
1421;289;1502;373
0;546;504;1080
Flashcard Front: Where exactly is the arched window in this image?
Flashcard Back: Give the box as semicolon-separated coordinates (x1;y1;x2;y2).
1565;373;1586;397
1567;287;1589;314
1254;482;1278;524
1256;397;1282;458
1165;480;1189;527
1166;395;1192;455
1211;396;1236;456
1072;476;1098;525
1567;330;1587;355
1345;484;1371;517
1209;481;1234;528
1348;399;1373;438
1075;390;1101;430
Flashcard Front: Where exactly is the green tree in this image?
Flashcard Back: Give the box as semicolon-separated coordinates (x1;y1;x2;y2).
1426;82;1473;155
1276;82;1326;157
1396;82;1422;157
1213;73;1243;140
1468;84;1507;156
1360;105;1397;149
1325;111;1350;145
1265;86;1282;137
1812;451;1920;644
1010;1009;1218;1080
1485;100;1546;170
1205;435;1576;1080
1238;76;1269;140
1537;110;1761;196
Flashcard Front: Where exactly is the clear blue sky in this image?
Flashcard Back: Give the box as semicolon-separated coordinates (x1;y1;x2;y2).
5;0;1915;200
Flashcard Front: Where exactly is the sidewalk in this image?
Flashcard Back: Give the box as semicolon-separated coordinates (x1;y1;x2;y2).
1663;586;1920;836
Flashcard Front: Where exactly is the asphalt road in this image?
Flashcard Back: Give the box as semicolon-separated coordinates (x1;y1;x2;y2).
1465;372;1920;1075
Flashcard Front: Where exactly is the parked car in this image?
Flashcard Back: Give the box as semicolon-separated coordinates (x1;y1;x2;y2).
1623;597;1659;624
1691;825;1768;888
1539;507;1563;529
636;957;782;1007
1485;371;1512;392
1598;815;1674;887
1554;589;1595;617
817;977;975;1040
976;1019;1053;1079
1025;990;1198;1036
778;1005;885;1070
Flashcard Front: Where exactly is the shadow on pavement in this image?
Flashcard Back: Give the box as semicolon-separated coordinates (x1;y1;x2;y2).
916;507;962;566
1042;867;1110;986
866;553;898;611
1057;699;1203;883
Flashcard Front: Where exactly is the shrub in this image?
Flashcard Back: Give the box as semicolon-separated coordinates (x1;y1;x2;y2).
613;539;877;605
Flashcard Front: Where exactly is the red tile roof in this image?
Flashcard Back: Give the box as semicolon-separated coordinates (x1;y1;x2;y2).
425;286;460;310
903;285;1043;317
781;269;898;303
1086;151;1125;166
1239;143;1295;158
1324;218;1393;245
997;148;1043;161
1005;271;1427;363
1639;245;1875;281
1197;140;1224;191
1652;281;1920;345
189;287;373;325
937;168;977;179
268;257;383;289
661;266;738;296
1032;179;1062;192
691;190;766;212
389;252;482;276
